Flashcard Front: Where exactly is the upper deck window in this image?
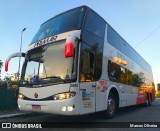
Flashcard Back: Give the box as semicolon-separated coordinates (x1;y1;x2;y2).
31;7;86;44
84;11;105;38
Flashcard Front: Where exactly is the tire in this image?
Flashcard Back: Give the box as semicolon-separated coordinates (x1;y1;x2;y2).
106;93;116;118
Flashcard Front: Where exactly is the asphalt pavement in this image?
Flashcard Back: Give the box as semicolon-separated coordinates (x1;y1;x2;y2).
0;98;159;119
0;110;32;119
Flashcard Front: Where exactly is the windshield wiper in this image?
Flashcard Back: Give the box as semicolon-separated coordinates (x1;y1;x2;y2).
43;76;67;83
19;80;34;87
44;76;60;79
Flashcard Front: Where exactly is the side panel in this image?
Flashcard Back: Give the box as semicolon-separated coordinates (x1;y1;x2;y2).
95;79;108;111
79;82;96;114
104;43;138;107
81;11;106;112
95;25;108;112
103;24;138;107
106;24;155;107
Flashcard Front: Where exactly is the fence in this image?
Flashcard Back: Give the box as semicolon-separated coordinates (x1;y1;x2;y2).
0;86;18;111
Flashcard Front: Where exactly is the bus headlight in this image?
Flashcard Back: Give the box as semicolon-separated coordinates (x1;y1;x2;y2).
18;93;24;100
53;92;76;100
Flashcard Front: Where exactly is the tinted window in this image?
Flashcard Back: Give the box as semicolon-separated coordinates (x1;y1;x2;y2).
107;25;152;74
107;25;121;51
21;40;78;87
81;10;105;81
80;43;95;82
31;7;86;44
108;60;127;84
84;11;105;38
108;60;144;86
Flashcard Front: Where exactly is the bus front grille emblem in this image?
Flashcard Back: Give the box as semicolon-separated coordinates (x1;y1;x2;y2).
34;93;38;98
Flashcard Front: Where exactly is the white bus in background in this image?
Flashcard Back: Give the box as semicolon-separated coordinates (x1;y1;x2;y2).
5;6;155;118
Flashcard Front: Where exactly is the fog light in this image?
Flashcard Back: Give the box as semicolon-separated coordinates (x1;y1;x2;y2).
61;106;67;112
18;105;21;109
67;106;74;111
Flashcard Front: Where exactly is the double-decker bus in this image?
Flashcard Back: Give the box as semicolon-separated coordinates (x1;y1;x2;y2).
5;6;155;118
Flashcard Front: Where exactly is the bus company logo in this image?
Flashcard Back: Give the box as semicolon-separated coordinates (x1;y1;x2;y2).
34;93;38;98
2;123;11;128
33;35;58;48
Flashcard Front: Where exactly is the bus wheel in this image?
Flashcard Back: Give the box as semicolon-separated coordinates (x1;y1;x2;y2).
106;93;116;118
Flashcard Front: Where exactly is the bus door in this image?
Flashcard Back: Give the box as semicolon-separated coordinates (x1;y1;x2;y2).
79;44;96;114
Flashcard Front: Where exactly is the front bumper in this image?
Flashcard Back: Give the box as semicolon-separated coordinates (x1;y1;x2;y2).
18;95;79;115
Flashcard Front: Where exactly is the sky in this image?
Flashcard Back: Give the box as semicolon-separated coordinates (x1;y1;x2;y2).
1;0;160;88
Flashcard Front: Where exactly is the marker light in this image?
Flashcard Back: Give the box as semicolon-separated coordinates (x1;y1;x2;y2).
5;60;9;72
53;92;76;100
64;42;74;58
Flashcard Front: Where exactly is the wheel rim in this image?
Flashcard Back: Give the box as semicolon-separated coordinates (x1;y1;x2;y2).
108;98;115;114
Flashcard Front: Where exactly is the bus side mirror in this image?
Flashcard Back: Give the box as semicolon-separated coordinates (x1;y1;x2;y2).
64;42;74;58
5;52;26;72
5;60;9;72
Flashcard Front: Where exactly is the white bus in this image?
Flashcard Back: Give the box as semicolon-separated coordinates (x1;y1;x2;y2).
5;6;155;118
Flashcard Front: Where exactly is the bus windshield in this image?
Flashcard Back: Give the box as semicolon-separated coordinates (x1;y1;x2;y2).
20;40;77;87
31;7;86;44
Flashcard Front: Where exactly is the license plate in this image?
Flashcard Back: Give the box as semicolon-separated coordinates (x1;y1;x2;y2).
32;105;41;110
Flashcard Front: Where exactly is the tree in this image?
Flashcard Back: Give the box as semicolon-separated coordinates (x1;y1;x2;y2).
0;60;3;79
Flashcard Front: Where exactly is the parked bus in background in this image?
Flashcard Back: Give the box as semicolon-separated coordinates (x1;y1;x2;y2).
5;6;155;118
156;83;160;98
157;83;160;91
